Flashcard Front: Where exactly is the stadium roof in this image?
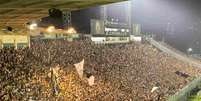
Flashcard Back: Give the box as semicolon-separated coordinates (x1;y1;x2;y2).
0;0;127;28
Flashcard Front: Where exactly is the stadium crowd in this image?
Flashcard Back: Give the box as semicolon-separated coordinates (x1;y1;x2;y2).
0;39;201;101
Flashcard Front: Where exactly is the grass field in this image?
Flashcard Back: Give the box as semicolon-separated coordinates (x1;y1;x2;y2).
189;96;201;101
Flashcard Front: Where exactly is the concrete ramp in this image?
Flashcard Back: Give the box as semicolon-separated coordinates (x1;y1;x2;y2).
147;38;201;68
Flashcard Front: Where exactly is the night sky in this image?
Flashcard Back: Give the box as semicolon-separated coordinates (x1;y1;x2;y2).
71;7;102;34
40;0;201;53
133;0;201;52
71;0;201;53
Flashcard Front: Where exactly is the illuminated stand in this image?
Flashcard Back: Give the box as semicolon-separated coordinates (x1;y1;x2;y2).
28;23;79;41
130;24;142;42
0;30;30;49
34;26;79;41
91;1;141;44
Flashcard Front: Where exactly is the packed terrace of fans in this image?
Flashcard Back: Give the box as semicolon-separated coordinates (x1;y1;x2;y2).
0;39;201;101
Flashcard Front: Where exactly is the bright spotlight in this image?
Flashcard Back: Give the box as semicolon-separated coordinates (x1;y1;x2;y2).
47;26;55;33
29;23;37;30
66;27;77;34
187;48;193;52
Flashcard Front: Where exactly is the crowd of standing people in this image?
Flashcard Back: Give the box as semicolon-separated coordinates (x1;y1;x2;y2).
0;39;201;101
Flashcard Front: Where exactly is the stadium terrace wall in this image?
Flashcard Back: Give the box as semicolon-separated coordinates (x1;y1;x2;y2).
168;76;201;101
147;38;201;68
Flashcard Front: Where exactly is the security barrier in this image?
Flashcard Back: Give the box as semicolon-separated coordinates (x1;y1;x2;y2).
168;76;201;101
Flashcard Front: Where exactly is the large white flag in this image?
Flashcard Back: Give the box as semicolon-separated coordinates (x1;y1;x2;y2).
74;59;84;78
151;86;159;93
87;75;95;86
